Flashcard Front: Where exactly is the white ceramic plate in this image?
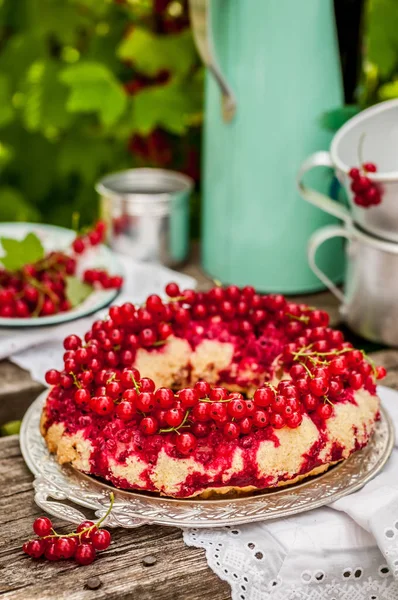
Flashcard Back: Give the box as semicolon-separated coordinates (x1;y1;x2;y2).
0;222;123;327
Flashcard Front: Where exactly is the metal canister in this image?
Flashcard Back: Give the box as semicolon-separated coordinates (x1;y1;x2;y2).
96;168;193;267
308;221;398;346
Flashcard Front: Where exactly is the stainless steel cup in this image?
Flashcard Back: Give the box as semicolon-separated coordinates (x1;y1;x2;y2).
96;168;194;267
308;221;398;346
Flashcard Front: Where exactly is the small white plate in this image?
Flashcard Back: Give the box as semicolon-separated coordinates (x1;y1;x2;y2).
0;222;123;328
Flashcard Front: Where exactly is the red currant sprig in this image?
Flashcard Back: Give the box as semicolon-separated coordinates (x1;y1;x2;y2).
23;493;114;565
349;162;381;208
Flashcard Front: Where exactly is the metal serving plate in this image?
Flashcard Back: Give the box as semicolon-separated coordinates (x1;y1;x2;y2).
20;390;394;528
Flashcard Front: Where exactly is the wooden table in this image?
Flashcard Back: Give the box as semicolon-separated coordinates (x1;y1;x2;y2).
1;258;397;599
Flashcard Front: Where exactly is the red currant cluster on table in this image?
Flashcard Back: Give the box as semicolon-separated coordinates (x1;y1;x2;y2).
45;283;386;455
23;494;113;565
349;162;381;208
0;221;122;319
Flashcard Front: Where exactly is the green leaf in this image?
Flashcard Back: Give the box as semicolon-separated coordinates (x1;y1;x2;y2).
320;105;360;132
378;80;398;100
60;62;128;126
0;232;44;271
366;0;398;78
0;74;14;127
0;186;40;222
21;60;72;133
117;28;197;77
65;275;93;308
131;77;203;135
0;420;21;436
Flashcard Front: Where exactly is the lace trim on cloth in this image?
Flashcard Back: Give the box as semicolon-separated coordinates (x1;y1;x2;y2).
183;526;398;600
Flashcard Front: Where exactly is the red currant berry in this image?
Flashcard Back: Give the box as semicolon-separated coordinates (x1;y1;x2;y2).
140;416;159;435
139;378;155;393
25;538;46;558
155;388;175;408
72;237;85;254
329;356;348;375
165;407;184;427
75;388;90;406
223;422;240;439
158;322;173;340
75;543;96;565
253;410;269;428
302;393;319;412
44;542;59;561
244;399;255;416
139;327;157;347
348;167;360;180
174;307;190;325
286;412;303;428
316;403;333;420
309;377;329;397
253;387;274;407
192;422;210;437
193;303;207;319
209;387;229;401
271;413;285;429
227;399;247;419
91;529;112;551
33;516;53;537
209;402;227;422
363;162;377;173
240;417;253;434
55;537;78;559
136;392;155;413
45;369;60;385
116;401;136;421
376;366;387;380
194;380;210;397
91;395;115;415
165;282;180;297
179;388;200;408
346;349;363;366
349;372;364;390
176;432;197;455
64;335;82;351
192;402;210;422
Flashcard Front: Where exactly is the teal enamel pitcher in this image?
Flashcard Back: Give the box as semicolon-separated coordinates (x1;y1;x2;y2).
189;0;345;293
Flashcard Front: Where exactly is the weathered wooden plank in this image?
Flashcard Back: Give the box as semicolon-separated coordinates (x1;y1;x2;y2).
0;437;230;600
0;361;43;426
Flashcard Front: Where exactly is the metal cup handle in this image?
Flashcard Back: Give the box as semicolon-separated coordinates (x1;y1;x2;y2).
188;0;236;122
297;151;351;223
307;224;351;304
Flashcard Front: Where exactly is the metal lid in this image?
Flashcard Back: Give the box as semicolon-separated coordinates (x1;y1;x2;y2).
96;168;193;204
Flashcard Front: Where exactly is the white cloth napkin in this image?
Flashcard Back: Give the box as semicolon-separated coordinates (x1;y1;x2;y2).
2;254;195;383
184;386;398;600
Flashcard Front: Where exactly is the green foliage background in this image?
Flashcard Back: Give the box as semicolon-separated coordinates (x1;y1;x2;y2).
360;0;398;104
0;0;203;227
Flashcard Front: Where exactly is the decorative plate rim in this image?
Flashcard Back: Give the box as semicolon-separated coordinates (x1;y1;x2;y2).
20;389;395;528
0;222;123;328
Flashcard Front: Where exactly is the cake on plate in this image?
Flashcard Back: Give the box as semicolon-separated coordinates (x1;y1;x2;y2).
41;283;385;498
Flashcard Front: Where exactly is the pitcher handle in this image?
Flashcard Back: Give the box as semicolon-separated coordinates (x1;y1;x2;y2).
307;224;350;303
188;0;236;122
297;151;351;223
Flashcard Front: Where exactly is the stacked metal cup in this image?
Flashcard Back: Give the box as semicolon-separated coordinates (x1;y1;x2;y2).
298;99;398;346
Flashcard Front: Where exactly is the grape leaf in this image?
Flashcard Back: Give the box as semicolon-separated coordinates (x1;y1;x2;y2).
21;60;72;133
131;76;203;135
117;28;197;77
0;232;44;271
60;62;127;126
65;276;93;308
